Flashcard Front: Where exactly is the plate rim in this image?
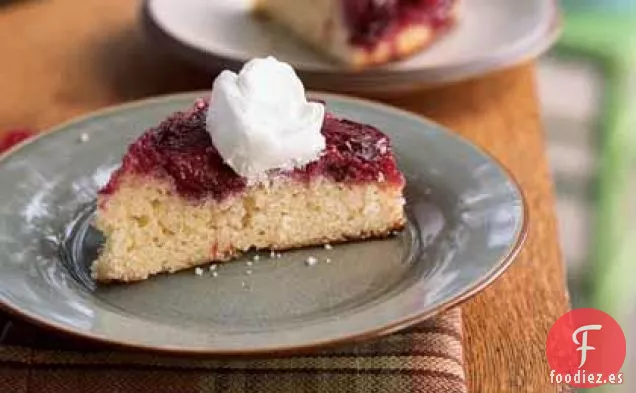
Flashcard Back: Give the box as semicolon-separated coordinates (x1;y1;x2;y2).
0;91;529;356
140;0;562;90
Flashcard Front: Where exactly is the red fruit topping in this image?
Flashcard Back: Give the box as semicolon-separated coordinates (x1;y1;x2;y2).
342;0;456;48
0;129;36;154
100;99;404;202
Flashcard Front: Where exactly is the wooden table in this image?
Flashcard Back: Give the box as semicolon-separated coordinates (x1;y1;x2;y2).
0;0;571;391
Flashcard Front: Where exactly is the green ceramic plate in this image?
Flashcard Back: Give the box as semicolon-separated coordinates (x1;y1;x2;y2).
0;92;526;355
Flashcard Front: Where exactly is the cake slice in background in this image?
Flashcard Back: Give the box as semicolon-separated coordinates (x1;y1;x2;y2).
93;57;406;283
254;0;460;68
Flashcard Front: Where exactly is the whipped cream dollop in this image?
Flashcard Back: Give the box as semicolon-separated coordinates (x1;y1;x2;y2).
206;56;326;181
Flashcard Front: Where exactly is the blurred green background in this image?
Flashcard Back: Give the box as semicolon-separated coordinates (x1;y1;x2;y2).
540;0;636;391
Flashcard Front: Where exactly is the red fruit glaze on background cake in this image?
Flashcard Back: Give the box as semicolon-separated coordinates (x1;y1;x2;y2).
0;129;36;154
342;0;456;47
99;99;404;202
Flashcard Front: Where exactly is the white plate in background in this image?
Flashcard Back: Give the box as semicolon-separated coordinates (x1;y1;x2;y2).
142;0;560;92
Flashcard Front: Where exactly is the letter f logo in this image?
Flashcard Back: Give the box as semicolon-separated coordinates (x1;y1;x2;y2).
572;324;602;368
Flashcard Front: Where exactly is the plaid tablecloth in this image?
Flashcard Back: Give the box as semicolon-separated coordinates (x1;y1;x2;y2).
0;308;466;393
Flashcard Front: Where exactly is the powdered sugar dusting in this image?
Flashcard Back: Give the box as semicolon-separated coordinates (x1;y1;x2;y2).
22;181;56;226
92;164;118;189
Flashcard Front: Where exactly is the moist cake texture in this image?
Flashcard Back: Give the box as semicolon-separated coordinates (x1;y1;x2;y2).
94;99;406;282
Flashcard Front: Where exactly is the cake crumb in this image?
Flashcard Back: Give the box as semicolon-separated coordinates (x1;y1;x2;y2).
253;255;260;262
209;264;217;271
270;250;276;258
246;261;253;267
194;267;204;276
241;281;247;288
326;258;332;264
324;243;333;250
79;133;90;143
212;271;218;277
276;253;282;259
305;256;318;266
246;269;253;275
377;172;385;182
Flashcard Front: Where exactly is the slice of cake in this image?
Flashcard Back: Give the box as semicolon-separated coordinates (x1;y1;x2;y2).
255;0;460;68
93;57;406;282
